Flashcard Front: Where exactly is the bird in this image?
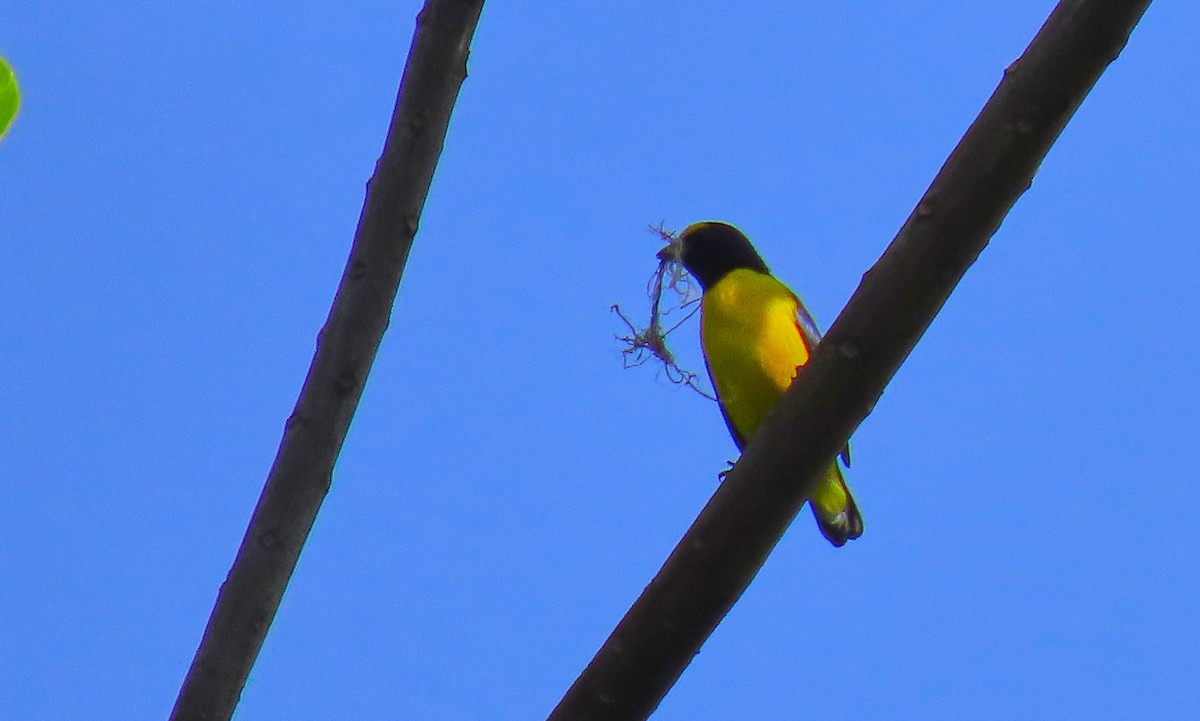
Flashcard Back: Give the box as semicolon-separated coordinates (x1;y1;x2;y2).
658;221;863;546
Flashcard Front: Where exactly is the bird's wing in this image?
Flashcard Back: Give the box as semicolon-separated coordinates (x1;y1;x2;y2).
793;294;851;467
794;298;823;351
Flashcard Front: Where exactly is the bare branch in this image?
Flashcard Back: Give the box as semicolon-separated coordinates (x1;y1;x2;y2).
169;2;485;719
547;1;1152;719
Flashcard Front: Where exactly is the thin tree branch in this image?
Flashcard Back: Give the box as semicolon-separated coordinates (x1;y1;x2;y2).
547;1;1151;719
169;2;485;719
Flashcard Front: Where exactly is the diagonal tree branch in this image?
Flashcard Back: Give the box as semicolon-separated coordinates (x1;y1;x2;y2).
169;2;485;719
547;1;1152;720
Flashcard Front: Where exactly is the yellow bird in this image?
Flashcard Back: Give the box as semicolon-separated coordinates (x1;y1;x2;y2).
659;221;863;546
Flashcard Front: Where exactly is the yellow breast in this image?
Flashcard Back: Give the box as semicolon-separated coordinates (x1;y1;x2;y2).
701;269;811;443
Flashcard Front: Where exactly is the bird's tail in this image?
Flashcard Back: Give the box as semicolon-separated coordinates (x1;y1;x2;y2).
809;464;863;547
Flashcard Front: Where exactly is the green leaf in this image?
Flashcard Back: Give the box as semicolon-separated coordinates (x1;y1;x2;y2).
0;55;19;140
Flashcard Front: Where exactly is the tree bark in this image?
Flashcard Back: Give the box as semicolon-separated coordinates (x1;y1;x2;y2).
546;1;1152;719
169;2;486;719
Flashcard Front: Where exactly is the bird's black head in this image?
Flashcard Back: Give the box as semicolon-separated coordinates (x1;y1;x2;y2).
659;221;769;290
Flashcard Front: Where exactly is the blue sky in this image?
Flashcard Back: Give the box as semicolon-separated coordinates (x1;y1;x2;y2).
2;2;1197;719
